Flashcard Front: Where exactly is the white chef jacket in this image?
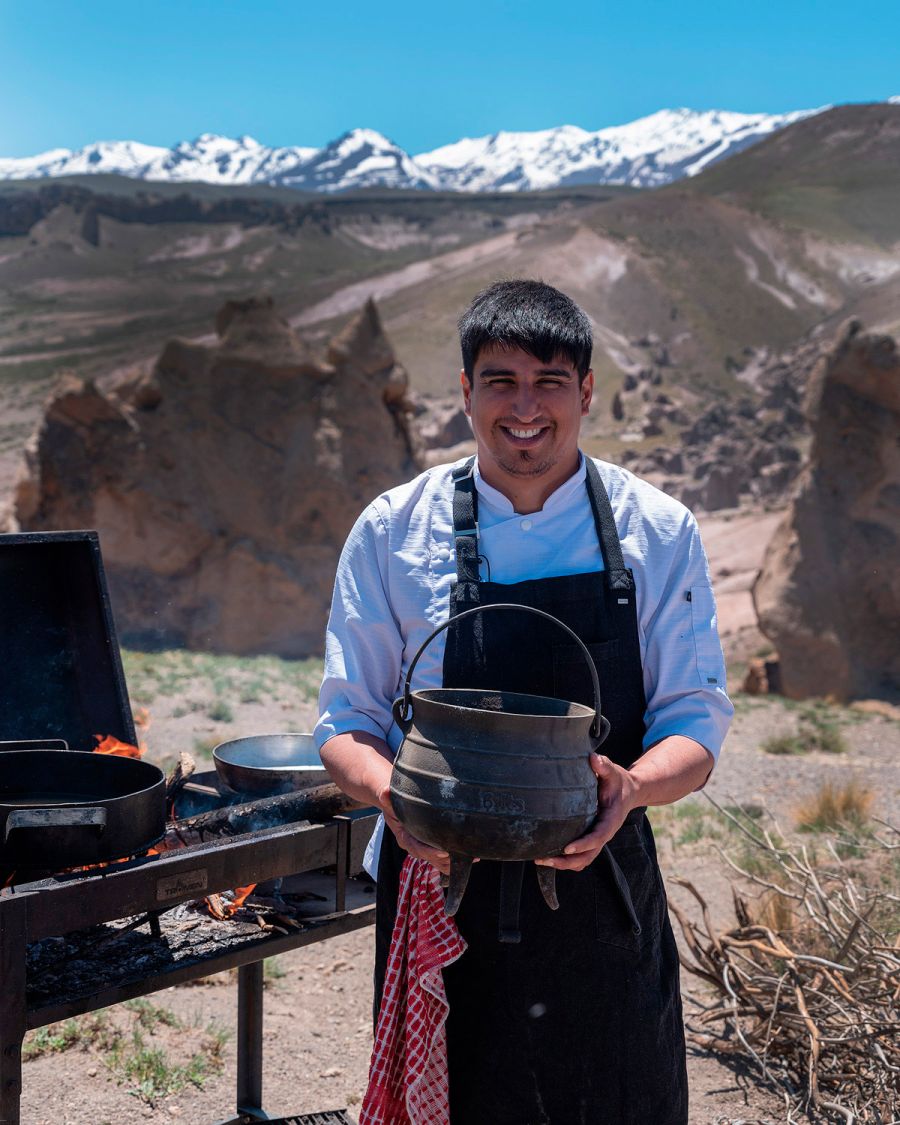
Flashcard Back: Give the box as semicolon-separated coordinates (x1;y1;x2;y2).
314;453;733;872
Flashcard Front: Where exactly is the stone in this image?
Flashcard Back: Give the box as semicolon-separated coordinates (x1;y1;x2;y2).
418;399;472;449
742;659;769;694
15;296;422;656
681;464;744;512
753;320;900;701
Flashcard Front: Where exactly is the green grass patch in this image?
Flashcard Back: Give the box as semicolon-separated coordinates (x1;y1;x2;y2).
23;1006;227;1105
207;698;234;723
264;956;288;987
649;797;728;846
109;1024;227;1106
761;703;850;755
122;998;181;1031
23;1013;117;1060
122;648;325;711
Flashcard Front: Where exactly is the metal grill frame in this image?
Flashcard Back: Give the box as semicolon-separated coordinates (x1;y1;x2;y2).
0;811;378;1125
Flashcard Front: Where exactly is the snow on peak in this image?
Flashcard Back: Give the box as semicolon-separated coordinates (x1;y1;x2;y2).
0;101;849;193
417;105;829;191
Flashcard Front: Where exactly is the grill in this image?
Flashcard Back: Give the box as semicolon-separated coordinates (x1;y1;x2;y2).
0;532;377;1125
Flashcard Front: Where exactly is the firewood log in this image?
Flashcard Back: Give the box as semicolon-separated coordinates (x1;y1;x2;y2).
162;783;367;848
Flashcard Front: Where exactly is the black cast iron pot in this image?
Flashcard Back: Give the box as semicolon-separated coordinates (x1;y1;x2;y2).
0;749;166;872
389;604;611;914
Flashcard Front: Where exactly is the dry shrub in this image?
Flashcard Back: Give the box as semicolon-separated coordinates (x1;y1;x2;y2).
795;779;873;834
671;796;900;1123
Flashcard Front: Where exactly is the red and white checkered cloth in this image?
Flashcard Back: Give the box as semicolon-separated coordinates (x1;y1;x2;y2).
359;855;467;1125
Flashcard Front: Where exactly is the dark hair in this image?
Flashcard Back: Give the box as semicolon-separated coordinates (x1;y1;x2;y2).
458;279;592;381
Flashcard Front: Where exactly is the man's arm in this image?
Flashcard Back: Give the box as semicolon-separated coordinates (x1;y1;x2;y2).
320;731;451;874
535;735;713;872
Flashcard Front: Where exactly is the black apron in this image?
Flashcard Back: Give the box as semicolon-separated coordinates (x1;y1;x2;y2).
375;458;687;1124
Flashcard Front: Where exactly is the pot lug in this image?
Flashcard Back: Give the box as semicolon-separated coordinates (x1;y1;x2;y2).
444;855;473;917
536;864;559;910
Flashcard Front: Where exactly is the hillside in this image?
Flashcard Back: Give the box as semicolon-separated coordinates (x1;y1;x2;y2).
371;105;900;396
0;182;630;393
687;102;900;247
2;104;899;518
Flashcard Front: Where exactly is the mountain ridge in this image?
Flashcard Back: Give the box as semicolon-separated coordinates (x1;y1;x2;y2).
0;103;838;193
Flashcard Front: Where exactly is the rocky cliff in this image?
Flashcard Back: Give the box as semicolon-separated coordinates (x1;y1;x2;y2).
752;320;900;701
15;296;421;656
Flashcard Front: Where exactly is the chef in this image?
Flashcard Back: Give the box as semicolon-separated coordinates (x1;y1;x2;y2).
314;279;733;1124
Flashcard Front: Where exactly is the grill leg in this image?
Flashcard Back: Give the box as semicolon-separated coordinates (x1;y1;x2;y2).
0;895;26;1125
236;960;268;1121
334;816;352;913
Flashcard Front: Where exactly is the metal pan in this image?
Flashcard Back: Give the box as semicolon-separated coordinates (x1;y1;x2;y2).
212;734;327;797
0;749;166;870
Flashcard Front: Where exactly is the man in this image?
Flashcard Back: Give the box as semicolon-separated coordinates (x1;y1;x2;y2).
315;280;732;1123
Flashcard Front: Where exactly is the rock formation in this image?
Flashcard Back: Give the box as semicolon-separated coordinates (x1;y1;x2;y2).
618;333;821;512
752;320;900;701
15;296;422;656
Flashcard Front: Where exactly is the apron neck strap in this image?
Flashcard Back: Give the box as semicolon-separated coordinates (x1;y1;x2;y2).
584;458;633;591
450;455;633;591
451;457;481;585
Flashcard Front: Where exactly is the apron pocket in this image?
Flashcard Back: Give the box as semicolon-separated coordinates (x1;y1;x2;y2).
552;638;620;710
592;824;663;952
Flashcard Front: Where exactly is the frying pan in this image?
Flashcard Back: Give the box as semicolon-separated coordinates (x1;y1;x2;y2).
212;734;327;796
0;748;166;870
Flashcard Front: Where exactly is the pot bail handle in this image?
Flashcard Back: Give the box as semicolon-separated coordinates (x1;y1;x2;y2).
392;602;610;746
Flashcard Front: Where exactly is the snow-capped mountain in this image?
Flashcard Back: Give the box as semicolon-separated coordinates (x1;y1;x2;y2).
417;107;823;191
0;104;839;193
267;129;440;192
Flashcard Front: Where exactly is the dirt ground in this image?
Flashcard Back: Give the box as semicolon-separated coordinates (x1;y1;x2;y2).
16;508;900;1124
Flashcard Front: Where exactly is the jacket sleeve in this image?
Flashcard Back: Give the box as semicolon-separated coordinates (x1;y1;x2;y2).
314;501;404;750
639;509;733;759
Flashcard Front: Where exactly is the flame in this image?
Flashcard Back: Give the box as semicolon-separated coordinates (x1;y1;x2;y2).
205;883;257;919
231;883;256;911
2;871;15;892
93;734;144;758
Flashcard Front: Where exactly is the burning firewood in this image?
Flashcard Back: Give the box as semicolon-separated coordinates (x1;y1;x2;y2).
165;751;196;817
205;884;257;920
162;782;366;847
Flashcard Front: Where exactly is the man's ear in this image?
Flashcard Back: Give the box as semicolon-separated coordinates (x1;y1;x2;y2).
581;370;594;415
460;369;472;415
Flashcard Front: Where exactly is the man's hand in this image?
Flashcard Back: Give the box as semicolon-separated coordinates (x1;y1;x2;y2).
319;729;470;878
535;754;638;872
376;783;452;876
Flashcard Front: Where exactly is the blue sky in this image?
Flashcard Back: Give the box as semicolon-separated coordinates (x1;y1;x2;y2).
2;0;899;156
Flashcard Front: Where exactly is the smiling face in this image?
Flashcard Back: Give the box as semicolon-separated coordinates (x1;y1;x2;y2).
461;343;593;512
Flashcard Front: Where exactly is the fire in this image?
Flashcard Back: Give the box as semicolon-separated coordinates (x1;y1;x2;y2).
206;884;257;919
94;709;151;758
231;884;256;911
93;734;144;758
